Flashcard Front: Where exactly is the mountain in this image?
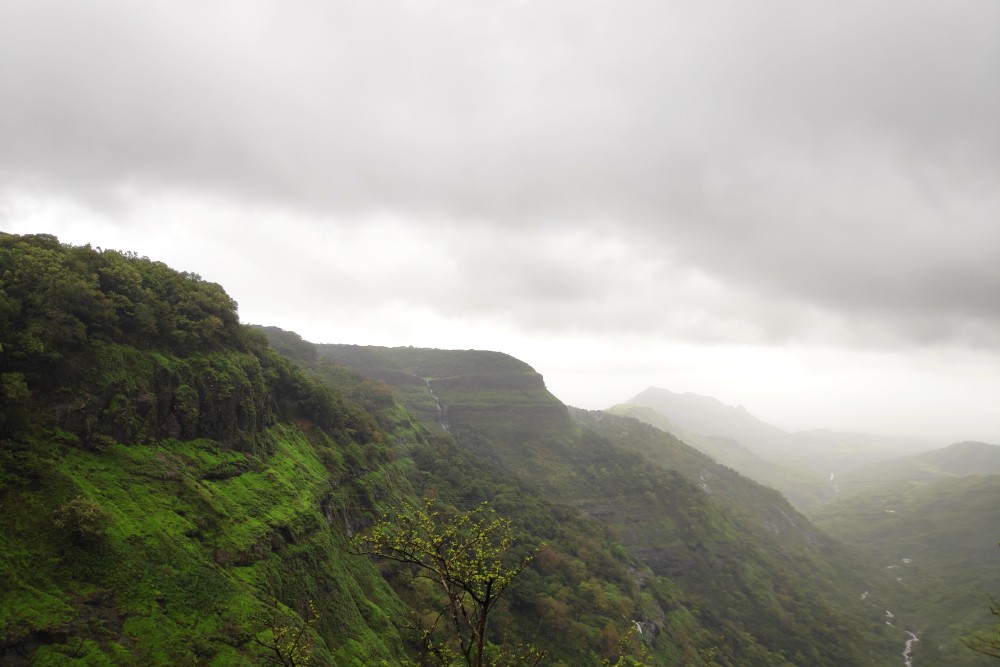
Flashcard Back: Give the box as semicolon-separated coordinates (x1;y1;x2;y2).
833;440;1000;492
607;403;832;510
625;386;939;476
4;234;694;665
320;344;903;665
0;233;413;665
912;440;1000;475
4;232;983;665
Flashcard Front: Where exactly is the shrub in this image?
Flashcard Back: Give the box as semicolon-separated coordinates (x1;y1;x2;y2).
53;496;110;547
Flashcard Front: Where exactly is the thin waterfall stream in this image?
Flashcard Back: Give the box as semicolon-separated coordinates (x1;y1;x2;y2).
864;590;919;665
426;379;449;432
902;631;918;667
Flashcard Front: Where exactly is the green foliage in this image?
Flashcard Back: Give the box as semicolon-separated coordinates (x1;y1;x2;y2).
252;325;319;363
330;344;902;666
599;626;651;667
1;420;411;664
355;498;543;667
965;600;1000;660
815;473;1000;665
254;597;321;666
52;495;110;547
0;234;942;666
0;234;411;665
0;233;244;372
1;371;29;400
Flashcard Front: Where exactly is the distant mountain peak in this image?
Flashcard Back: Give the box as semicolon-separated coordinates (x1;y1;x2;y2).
626;386;783;437
623;385;940;477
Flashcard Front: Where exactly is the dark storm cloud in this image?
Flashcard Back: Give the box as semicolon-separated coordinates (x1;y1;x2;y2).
1;0;998;346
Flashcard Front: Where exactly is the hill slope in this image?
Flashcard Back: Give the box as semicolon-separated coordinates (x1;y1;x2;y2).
0;233;414;665
813;441;1000;666
7;233;978;666
814;472;1000;666
321;344;903;665
607;403;831;510
835;440;1000;491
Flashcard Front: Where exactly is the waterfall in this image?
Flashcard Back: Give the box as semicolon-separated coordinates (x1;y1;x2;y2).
426;380;450;432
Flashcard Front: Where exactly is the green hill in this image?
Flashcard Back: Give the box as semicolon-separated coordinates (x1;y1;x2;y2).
3;234;703;665
834;441;1000;491
6;232;987;666
0;233;413;665
321;345;902;665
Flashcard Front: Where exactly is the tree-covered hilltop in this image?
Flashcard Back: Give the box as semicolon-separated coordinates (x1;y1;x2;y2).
0;233;416;665
0;233;753;665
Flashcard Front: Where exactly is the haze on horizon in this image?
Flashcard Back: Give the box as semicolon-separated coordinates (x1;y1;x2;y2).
1;1;998;444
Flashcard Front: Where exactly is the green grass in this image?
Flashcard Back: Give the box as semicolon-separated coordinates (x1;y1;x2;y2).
0;423;410;665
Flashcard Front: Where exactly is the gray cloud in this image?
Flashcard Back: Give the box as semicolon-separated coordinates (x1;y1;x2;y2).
1;0;998;349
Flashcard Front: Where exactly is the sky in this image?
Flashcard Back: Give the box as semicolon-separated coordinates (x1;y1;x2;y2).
1;0;998;443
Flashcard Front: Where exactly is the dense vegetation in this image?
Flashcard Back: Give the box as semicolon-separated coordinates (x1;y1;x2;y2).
0;234;412;664
813;465;1000;665
0;234;729;664
617;390;1000;666
3;232;993;665
317;344;902;665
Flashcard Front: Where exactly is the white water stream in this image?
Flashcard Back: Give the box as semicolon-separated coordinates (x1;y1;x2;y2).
902;631;919;666
425;380;449;431
864;556;919;665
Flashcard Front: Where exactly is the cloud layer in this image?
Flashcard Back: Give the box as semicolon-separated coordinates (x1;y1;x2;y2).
1;1;998;437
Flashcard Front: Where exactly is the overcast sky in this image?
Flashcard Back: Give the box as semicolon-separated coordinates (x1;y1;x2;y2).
1;0;998;443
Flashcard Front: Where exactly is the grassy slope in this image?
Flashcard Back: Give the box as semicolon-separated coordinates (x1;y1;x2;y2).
296;339;710;665
570;409;899;664
0;426;410;666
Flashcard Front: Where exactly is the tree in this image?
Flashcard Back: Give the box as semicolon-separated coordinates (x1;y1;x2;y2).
252;597;320;667
965;600;1000;659
354;498;543;667
965;543;1000;660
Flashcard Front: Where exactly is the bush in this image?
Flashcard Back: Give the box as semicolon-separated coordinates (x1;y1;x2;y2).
53;496;110;547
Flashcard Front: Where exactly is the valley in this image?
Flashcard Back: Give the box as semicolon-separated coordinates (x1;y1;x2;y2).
616;386;1000;666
